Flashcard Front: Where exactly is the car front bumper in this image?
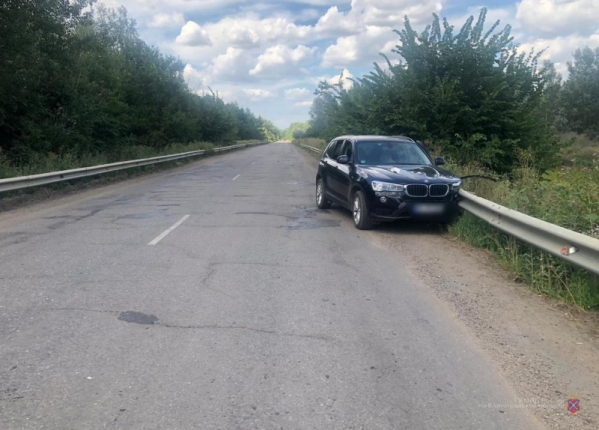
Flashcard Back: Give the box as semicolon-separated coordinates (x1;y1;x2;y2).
366;194;460;222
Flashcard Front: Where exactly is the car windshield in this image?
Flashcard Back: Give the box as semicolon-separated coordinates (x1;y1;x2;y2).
355;141;432;165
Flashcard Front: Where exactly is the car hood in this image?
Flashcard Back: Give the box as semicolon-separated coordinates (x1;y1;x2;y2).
357;165;458;183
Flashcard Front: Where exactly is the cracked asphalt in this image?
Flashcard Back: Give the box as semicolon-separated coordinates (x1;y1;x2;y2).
0;143;544;429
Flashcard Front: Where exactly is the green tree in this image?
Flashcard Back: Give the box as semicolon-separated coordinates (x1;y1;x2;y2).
284;122;310;140
0;1;273;169
308;8;561;172
561;47;599;138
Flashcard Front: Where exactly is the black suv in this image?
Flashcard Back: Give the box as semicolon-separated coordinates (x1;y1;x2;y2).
315;136;462;229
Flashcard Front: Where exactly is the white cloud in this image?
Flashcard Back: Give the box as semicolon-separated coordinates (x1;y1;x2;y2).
183;64;204;91
322;25;395;68
148;12;185;28
519;33;599;75
176;21;212;46
315;6;364;37
312;69;355;90
358;0;444;26
243;88;276;101
295;100;313;107
516;0;599;37
226;24;261;49
285;87;313;100
250;45;317;78
208;48;257;82
189;14;314;53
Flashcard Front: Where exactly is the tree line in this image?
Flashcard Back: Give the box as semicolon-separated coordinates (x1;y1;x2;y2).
301;8;599;173
0;0;280;168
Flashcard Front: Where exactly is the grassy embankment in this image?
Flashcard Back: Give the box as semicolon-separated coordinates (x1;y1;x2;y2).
293;137;599;310
0;140;266;179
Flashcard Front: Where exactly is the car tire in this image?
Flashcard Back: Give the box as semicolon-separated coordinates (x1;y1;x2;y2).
352;190;373;230
316;178;331;209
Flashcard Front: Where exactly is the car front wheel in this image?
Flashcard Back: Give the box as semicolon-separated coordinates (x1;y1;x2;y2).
353;190;373;230
316;178;331;209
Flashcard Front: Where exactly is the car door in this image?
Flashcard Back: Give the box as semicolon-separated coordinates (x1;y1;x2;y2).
329;140;353;204
321;139;341;199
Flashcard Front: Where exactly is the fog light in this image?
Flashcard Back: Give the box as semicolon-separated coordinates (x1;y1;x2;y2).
380;196;387;203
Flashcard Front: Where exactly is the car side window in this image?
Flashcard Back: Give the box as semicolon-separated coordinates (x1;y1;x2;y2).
325;140;338;159
332;140;345;159
342;141;353;159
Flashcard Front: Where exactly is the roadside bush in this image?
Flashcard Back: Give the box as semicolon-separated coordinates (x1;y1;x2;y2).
449;156;599;310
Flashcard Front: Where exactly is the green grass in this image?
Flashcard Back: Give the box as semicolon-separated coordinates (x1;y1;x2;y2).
448;156;599;310
559;132;599;167
0;141;222;179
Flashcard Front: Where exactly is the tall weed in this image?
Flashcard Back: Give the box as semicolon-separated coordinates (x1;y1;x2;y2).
449;154;599;310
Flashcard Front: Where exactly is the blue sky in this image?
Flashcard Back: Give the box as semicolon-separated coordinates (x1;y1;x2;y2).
103;0;599;129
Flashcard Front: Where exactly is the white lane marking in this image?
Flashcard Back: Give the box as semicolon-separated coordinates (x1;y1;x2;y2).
252;161;256;165
148;215;190;246
232;174;240;181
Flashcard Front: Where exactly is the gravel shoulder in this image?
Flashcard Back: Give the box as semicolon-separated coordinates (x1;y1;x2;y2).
296;144;599;429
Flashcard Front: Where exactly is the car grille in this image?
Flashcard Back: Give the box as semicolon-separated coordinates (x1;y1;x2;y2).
406;184;428;197
429;184;449;197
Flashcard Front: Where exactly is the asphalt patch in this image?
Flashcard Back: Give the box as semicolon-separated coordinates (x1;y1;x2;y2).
285;206;340;230
118;311;159;325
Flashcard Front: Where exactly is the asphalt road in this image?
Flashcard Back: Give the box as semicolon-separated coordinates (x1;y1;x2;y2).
0;143;543;430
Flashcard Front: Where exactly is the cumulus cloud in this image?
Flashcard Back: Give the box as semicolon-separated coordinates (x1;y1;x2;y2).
285;87;313;100
243;88;276;101
149;12;185;28
322;26;395;68
519;33;599;75
176;21;212;46
250;45;317;78
516;0;599;37
203;14;313;51
357;0;444;26
315;6;364;37
209;48;256;82
312;69;355;90
183;64;204;91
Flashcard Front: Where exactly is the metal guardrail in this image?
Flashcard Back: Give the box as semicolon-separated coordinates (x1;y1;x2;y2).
458;190;599;275
297;142;599;274
0;142;266;193
299;144;323;154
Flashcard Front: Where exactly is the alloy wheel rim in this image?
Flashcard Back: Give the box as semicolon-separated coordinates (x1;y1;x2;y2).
353;196;361;224
317;182;323;204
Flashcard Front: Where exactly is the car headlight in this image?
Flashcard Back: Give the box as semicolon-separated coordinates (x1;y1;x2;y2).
371;181;405;192
451;180;462;191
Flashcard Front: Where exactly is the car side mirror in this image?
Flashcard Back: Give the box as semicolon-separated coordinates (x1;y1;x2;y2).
337;155;350;164
435;156;446;166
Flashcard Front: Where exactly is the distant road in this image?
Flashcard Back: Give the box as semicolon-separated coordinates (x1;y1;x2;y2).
0;143;543;429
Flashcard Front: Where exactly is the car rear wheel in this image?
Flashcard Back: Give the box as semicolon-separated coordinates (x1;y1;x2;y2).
353;191;373;230
316;178;331;209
